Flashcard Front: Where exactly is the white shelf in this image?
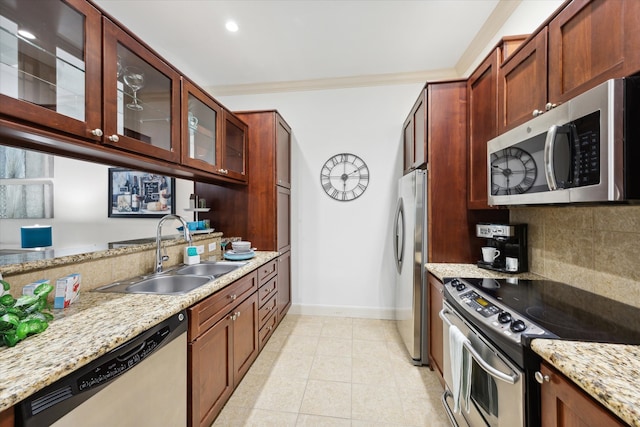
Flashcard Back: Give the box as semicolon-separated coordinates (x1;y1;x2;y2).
184;208;210;212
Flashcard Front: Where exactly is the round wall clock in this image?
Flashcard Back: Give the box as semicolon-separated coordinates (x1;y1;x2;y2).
490;147;537;195
320;153;370;201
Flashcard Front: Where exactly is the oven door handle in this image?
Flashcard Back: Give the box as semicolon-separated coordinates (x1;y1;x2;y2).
440;308;519;385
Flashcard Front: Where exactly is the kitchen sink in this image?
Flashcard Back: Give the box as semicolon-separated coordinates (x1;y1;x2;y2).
94;261;247;295
175;261;247;277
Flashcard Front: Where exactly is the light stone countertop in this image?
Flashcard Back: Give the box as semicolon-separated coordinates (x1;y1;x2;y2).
0;251;278;412
426;262;640;427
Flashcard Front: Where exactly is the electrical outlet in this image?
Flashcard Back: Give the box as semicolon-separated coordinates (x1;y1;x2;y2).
208;242;217;252
196;245;205;254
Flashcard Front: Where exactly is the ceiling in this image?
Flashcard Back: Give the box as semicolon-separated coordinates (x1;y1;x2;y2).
94;0;519;95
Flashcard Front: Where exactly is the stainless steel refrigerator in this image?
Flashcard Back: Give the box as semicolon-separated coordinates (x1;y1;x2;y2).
394;169;428;365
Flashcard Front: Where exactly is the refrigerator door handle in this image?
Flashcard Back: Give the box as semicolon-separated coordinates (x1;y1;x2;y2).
394;198;405;273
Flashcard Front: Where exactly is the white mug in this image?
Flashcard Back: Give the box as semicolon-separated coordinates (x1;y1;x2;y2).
505;257;519;272
481;247;500;263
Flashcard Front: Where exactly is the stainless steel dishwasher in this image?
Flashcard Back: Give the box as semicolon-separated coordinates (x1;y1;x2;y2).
16;310;187;427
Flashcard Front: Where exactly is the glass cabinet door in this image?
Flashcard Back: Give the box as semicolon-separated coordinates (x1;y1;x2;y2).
181;79;222;172
103;18;180;163
221;111;248;182
0;0;102;139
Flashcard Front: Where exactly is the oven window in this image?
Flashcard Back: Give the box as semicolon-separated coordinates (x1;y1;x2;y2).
471;360;499;426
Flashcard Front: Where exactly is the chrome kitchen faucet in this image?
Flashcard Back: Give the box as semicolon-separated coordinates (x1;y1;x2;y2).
155;214;192;273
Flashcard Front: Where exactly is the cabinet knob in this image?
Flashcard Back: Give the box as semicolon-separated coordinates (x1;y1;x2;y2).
229;294;237;301
91;128;103;137
108;134;119;142
534;371;550;384
532;109;544;117
545;102;557;111
217;168;229;175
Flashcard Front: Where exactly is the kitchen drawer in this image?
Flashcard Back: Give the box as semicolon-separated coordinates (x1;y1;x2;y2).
258;309;278;350
258;291;277;328
257;260;277;286
188;272;258;341
258;276;277;307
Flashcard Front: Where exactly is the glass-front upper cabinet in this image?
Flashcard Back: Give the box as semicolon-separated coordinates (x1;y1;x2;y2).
181;78;222;172
102;18;180;163
221;111;248;182
0;0;103;139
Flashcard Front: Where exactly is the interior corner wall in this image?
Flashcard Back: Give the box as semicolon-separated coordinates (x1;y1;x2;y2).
216;83;423;318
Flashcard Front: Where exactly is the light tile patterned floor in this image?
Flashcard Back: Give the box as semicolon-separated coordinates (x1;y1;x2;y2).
213;314;450;426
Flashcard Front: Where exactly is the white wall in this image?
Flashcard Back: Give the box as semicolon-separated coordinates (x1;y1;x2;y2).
0;157;194;249
217;84;423;318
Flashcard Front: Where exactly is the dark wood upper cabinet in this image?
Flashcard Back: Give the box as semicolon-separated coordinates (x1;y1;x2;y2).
468;50;499;210
497;28;548;133
276;117;291;188
220;111;248;183
548;0;640;103
181;78;223;174
235;110;292;252
402;90;427;173
102;18;181;163
0;0;103;140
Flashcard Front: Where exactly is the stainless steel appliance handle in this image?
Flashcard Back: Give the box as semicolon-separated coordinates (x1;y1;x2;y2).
440;308;519;385
393;198;405;272
543;124;558;190
441;390;461;427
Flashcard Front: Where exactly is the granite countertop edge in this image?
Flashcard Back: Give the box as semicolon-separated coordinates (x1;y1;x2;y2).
0;251;279;412
426;263;640;427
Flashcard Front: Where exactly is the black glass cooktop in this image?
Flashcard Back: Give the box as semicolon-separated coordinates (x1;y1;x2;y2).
458;277;640;345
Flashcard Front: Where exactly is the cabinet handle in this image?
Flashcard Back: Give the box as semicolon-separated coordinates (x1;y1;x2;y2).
229;313;236;321
217;168;228;174
235;311;241;318
228;294;237;301
532;109;544;117
534;371;550;384
91;128;103;137
265;288;271;293
266;306;271;311
545;102;557;111
108;134;119;142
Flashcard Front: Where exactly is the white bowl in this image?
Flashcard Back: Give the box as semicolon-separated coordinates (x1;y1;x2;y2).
232;241;251;252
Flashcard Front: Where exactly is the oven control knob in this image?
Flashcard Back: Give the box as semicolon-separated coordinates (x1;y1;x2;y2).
498;312;512;324
450;279;460;287
455;283;466;292
511;319;527;333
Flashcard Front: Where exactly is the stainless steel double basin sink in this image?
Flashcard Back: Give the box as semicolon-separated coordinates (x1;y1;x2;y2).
94;261;248;295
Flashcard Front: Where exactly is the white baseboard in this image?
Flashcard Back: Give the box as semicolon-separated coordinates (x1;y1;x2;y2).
288;303;395;320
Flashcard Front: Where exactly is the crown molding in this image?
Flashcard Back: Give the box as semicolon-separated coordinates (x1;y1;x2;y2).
206;68;459;97
455;0;522;76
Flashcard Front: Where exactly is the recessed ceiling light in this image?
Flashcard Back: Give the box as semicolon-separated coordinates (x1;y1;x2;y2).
18;29;36;40
225;20;239;32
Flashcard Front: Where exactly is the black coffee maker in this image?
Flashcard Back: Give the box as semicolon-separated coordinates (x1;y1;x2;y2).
476;223;528;273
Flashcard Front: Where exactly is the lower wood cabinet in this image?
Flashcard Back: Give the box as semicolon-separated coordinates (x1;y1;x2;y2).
539;362;626;427
427;273;444;385
0;407;13;427
277;251;291;319
187;272;259;427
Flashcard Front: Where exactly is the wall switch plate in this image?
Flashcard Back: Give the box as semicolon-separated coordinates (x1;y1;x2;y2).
208;242;217;252
196;245;205;254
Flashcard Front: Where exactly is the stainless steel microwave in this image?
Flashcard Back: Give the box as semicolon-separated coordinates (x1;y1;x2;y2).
487;75;640;206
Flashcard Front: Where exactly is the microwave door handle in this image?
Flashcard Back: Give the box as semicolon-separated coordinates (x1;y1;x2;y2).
440;308;519;385
544;125;559;190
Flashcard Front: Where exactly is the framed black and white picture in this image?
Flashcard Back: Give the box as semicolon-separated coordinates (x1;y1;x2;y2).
108;168;175;218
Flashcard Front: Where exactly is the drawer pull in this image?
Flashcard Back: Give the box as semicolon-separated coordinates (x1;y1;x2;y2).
229;294;237;301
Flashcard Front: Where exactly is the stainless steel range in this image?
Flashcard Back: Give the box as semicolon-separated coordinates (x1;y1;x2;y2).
440;277;640;427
